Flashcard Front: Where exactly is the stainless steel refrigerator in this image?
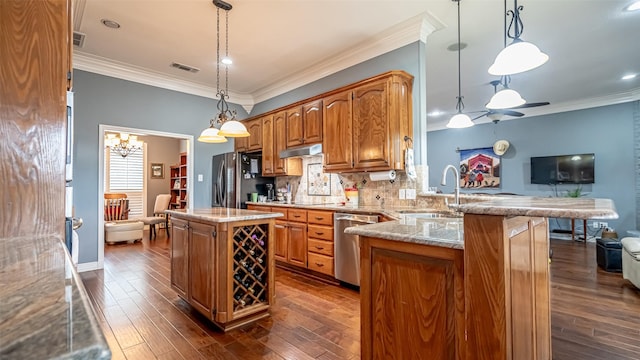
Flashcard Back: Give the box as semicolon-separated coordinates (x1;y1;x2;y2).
211;152;274;209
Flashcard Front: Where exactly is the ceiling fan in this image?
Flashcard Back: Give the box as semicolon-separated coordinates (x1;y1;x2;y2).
471;79;550;121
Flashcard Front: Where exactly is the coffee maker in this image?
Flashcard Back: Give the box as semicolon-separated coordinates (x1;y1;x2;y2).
265;183;274;201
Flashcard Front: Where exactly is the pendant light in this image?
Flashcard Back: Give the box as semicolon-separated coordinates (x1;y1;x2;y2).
488;0;548;76
446;0;474;129
198;0;249;144
486;75;526;109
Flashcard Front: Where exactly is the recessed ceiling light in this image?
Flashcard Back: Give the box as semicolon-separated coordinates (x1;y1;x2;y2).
622;73;637;80
221;57;233;65
101;19;121;29
625;1;640;11
428;110;446;117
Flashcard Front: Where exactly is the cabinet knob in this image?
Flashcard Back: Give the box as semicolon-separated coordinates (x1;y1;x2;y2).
315;246;324;250
315;262;324;267
315;232;324;235
315;217;323;220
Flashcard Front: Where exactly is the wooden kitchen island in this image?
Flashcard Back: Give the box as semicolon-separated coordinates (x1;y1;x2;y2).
166;208;282;331
346;196;618;360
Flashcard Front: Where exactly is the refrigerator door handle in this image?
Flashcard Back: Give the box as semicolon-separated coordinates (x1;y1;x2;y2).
219;159;226;206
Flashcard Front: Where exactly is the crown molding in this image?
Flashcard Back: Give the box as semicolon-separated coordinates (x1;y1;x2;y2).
251;12;444;105
427;88;640;132
73;52;256;114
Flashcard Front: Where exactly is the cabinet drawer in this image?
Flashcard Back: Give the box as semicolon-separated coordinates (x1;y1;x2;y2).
272;208;287;219
287;209;307;222
308;238;334;257
247;205;271;212
307;224;333;241
307;252;334;276
307;210;333;226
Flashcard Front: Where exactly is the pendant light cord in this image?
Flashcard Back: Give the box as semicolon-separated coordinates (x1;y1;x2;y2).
455;0;464;113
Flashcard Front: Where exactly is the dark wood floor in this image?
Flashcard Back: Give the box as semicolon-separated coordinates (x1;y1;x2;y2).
81;232;640;359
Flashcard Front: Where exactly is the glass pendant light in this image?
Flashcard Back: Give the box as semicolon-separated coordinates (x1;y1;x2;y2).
486;88;525;109
446;0;474;129
198;0;249;143
488;0;548;76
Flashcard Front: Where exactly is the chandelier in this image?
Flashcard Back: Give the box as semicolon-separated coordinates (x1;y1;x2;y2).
105;133;142;158
198;0;249;143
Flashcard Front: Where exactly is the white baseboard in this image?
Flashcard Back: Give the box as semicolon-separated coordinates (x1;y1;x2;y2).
77;261;100;273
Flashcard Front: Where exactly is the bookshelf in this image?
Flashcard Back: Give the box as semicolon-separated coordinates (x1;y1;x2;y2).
170;152;187;209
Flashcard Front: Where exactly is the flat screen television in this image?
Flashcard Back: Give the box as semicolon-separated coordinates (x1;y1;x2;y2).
530;153;595;184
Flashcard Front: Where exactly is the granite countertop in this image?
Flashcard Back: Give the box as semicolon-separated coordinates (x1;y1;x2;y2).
245;201;409;219
0;235;111;360
344;216;464;249
450;196;619;219
166;208;284;223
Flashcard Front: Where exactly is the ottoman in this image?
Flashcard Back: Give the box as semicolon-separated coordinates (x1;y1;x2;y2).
105;220;144;244
621;237;640;289
596;238;622;272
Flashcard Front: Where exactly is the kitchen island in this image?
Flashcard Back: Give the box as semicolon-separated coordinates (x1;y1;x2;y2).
346;196;618;360
165;208;282;331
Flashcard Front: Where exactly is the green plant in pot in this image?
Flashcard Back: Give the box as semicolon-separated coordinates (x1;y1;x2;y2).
565;185;585;198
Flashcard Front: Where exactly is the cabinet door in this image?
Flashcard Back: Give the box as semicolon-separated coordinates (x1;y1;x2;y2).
273;111;287;175
170;218;189;298
189;221;216;316
234;134;248;152
247;119;263;151
285;106;304;148
353;79;390;170
274;220;288;262
261;116;274;176
303;99;323;145
287;222;307;267
322;90;353;171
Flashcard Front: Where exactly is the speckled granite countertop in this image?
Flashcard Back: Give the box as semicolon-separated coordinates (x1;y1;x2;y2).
345;217;464;249
0;235;111;360
166;208;284;223
450;196;618;219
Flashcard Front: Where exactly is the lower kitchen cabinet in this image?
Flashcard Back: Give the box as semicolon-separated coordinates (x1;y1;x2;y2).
360;236;465;360
169;213;276;331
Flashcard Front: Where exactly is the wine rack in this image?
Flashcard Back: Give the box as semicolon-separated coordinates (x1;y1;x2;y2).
232;224;268;311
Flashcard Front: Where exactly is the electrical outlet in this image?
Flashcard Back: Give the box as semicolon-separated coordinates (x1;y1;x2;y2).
197;174;203;182
599;222;608;229
399;189;406;199
406;189;416;200
592;221;599;229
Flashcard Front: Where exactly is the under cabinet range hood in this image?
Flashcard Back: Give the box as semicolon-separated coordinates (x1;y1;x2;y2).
279;143;322;158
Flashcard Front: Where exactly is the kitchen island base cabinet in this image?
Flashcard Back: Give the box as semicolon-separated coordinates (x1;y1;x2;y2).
360;236;465;360
170;215;275;332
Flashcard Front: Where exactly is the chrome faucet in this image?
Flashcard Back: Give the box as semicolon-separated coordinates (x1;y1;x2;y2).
441;164;460;207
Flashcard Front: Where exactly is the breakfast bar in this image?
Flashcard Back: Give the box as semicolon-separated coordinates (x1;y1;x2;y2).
346;196;618;360
165;208;282;331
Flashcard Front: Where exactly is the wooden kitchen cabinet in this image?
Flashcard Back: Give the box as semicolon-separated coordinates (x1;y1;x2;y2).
170;217;189;299
306;210;334;276
360;236;465;360
188;221;216;315
262;111;302;177
262;115;275;175
274;220;288;262
247;118;263;152
287;221;308;267
323;71;413;173
286;99;323;147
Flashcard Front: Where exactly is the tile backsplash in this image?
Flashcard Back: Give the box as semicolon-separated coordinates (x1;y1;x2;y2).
275;155;434;208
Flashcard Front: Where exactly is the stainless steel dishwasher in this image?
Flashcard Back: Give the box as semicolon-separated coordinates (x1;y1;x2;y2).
334;212;379;286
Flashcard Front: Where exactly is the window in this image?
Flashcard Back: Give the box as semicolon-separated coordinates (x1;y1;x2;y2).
105;147;145;218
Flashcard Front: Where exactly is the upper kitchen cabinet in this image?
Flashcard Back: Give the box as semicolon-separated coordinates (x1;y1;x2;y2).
323;71;413;173
235;117;263;153
263;111;302;177
286;99;323;148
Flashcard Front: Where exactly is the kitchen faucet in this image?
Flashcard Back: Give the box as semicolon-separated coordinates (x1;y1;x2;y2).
441;164;460;207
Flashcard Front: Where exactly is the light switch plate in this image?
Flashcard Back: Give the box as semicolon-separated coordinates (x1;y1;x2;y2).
197;174;203;182
399;189;406;199
406;189;416;199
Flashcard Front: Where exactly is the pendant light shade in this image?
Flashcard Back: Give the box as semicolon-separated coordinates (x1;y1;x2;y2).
198;126;228;143
488;40;548;76
218;120;250;137
446;113;475;128
488;0;548;76
486;88;526;109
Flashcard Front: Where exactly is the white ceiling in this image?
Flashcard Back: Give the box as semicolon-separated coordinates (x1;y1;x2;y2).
73;0;640;131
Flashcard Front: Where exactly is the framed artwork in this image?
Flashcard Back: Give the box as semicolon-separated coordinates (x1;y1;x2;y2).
150;163;164;179
307;163;331;196
459;147;501;189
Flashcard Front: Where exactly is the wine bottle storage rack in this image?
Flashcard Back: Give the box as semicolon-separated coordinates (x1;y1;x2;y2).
232;224;268;311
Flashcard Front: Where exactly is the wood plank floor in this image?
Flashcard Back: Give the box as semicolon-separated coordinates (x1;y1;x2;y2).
81;232;640;359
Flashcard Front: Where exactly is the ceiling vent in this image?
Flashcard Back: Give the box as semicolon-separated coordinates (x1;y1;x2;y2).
170;62;200;73
73;31;86;47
